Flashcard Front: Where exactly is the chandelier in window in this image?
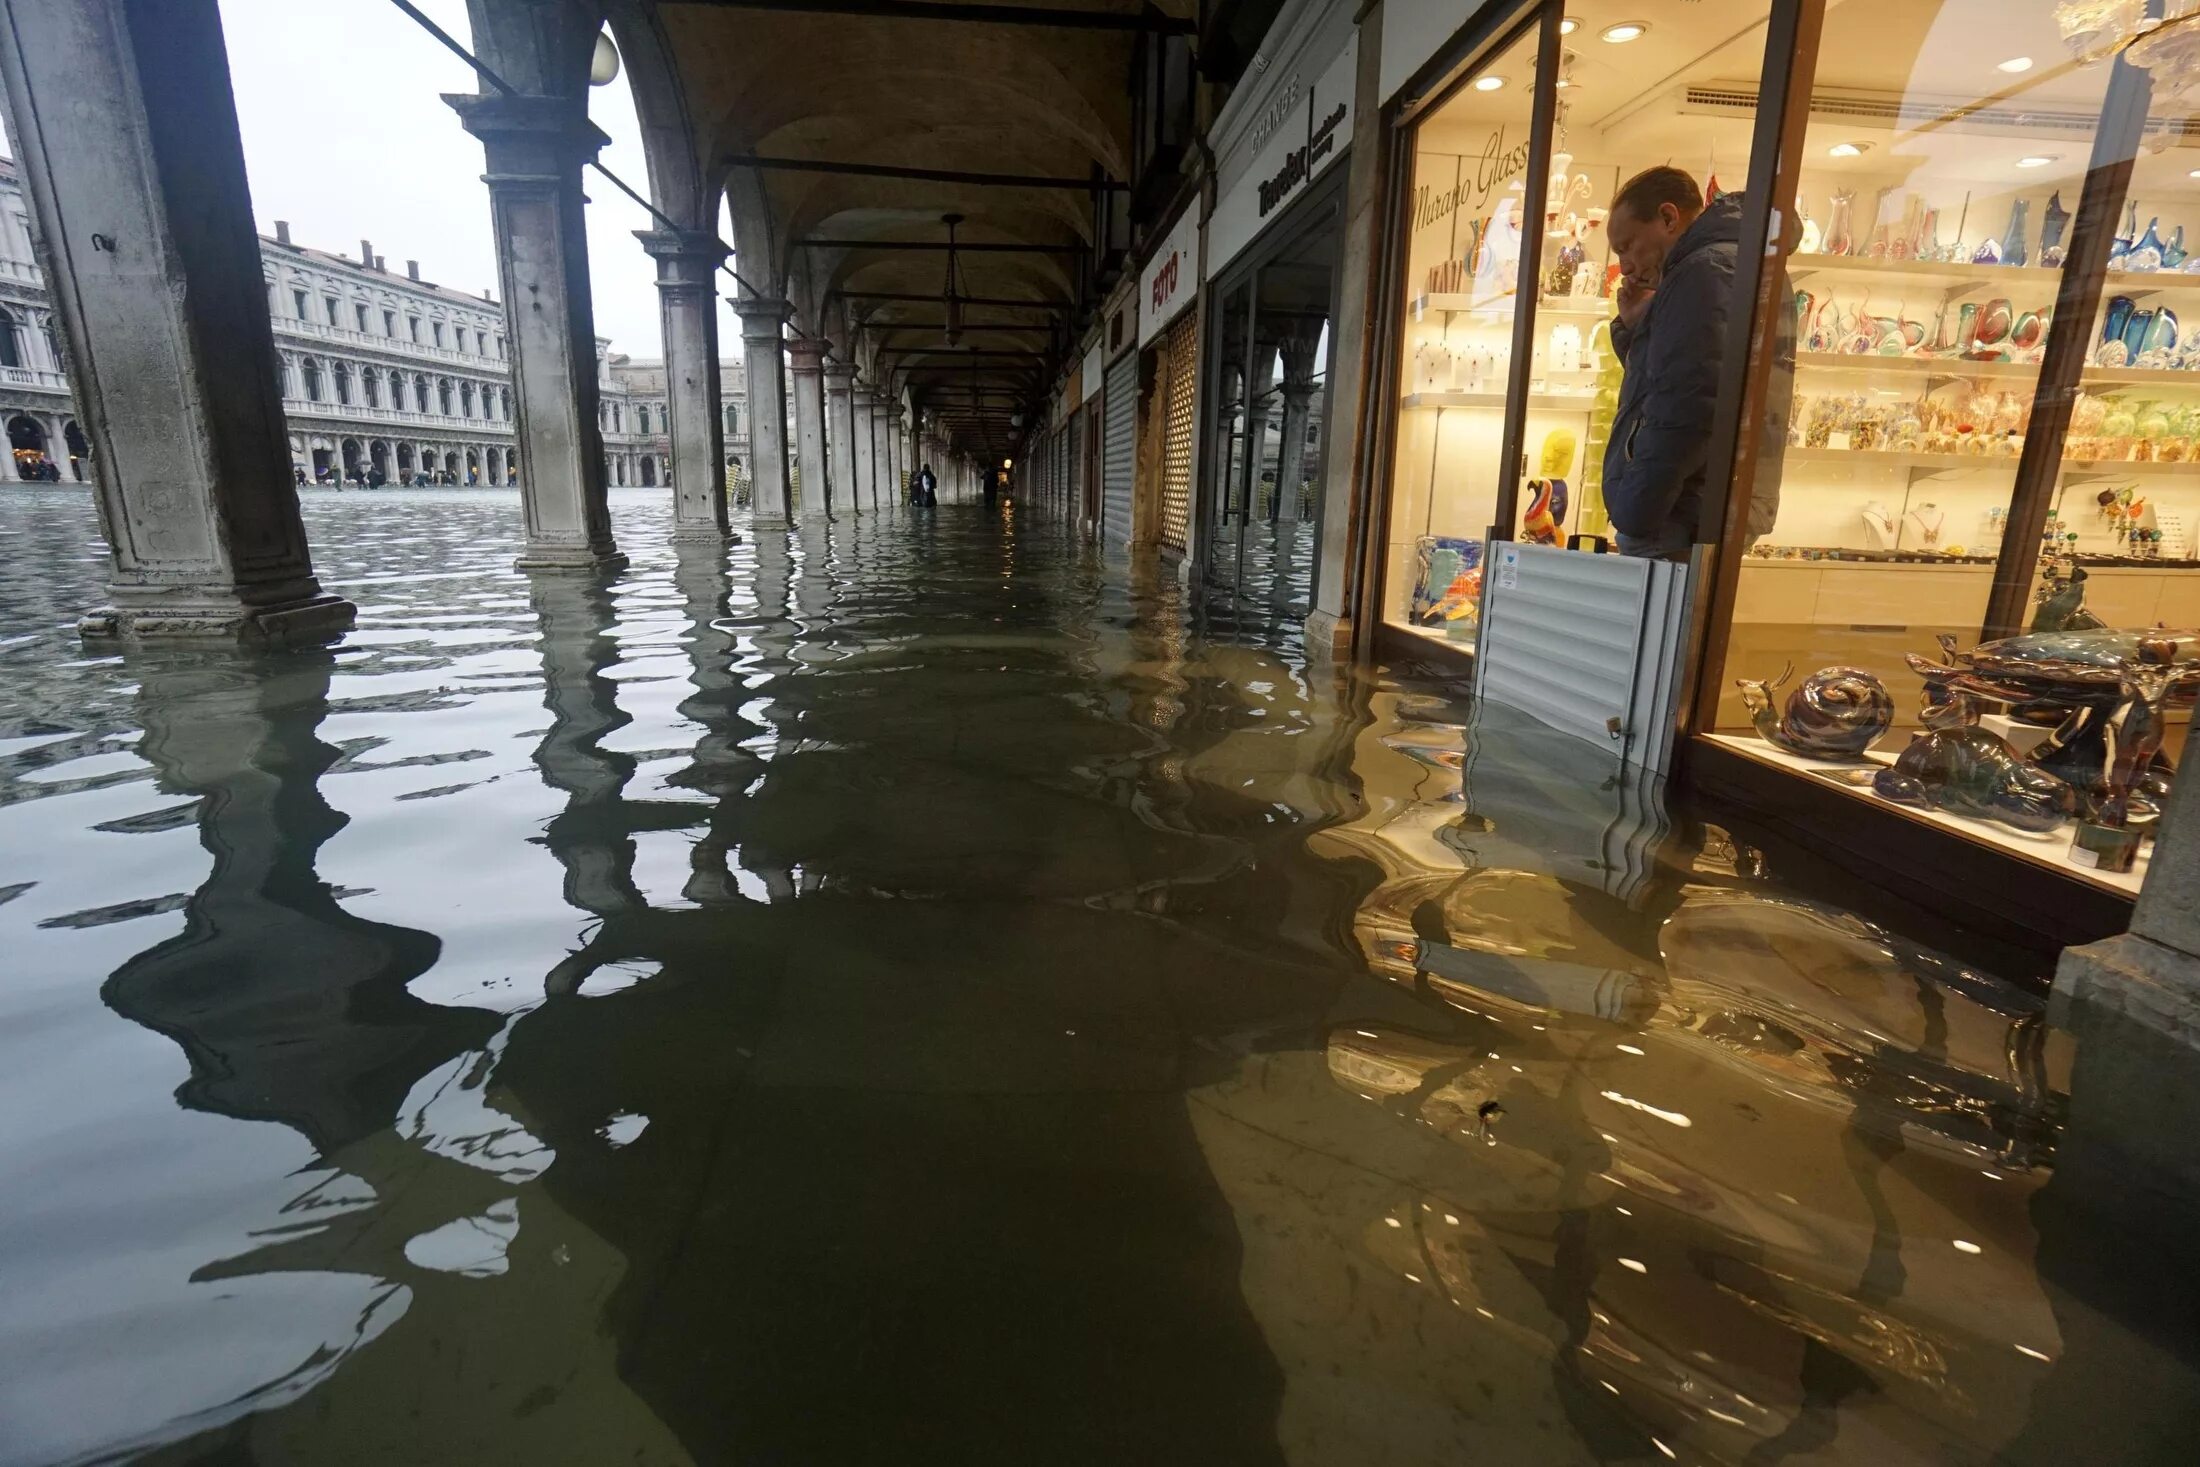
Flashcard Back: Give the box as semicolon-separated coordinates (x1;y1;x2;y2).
2058;1;2200;103
940;213;966;347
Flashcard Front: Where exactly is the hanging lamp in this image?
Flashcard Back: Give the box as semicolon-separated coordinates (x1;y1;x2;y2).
941;213;966;347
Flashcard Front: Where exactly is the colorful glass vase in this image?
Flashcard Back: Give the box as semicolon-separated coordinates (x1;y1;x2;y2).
2165;225;2188;271
2109;200;2139;268
1824;190;1856;256
1998;198;2030;268
2128;217;2168;273
2040;191;2071;267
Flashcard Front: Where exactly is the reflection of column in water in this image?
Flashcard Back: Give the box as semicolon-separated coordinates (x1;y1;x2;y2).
102;651;498;1153
527;573;643;933
739;530;799;902
669;543;764;905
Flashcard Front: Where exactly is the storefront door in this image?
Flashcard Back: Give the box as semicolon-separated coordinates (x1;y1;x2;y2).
1201;183;1344;622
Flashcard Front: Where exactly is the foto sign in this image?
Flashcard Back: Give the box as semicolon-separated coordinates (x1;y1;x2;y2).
1138;205;1200;347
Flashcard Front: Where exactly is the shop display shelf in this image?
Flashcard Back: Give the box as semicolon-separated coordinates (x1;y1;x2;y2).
2078;365;2200;390
1410;293;1612;322
1787;257;2061;291
2105;270;2200;294
1400;390;1596;411
1782;445;2200;480
1795;351;2036;380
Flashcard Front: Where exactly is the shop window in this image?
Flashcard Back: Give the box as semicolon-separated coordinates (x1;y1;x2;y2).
1701;0;2176;891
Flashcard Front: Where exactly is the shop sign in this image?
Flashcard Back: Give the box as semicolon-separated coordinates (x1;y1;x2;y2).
1081;340;1103;401
1495;543;1521;590
1412;124;1534;244
1210;33;1358;271
1138;205;1201;347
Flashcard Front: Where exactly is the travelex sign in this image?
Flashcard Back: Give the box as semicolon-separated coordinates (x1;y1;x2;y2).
1209;32;1358;272
1138;204;1201;347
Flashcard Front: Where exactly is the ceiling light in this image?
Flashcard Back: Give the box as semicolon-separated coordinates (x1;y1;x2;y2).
1559;16;1579;33
1473;74;1507;91
1828;141;1870;157
2189;168;2200;179
2016;154;2058;168
1998;55;2034;73
1600;22;1647;43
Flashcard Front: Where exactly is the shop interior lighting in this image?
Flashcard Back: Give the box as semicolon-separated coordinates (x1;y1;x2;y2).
1827;141;1870;157
1473;74;1507;91
1600;21;1647;43
1559;16;1578;33
2016;154;2059;168
1998;55;2034;72
2189;167;2200;179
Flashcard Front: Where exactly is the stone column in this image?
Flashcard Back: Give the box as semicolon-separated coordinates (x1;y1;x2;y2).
786;336;829;522
445;91;620;571
2057;768;2200;1047
871;393;894;508
637;230;730;542
823;360;857;518
1274;385;1313;524
0;0;351;642
850;386;877;513
737;298;791;527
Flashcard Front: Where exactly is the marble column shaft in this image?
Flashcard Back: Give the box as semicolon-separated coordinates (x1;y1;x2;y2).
786;337;829;521
824;361;857;517
851;388;877;511
0;0;351;641
737;299;792;526
637;228;730;542
446;91;619;571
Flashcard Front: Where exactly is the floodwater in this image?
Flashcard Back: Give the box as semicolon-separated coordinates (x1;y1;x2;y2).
1;486;2197;1465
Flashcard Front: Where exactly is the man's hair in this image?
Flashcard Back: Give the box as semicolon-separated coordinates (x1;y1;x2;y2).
1612;166;1704;224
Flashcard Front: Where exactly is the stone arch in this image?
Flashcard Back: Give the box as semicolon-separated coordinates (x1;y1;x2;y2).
639;454;656;487
369;439;391;478
332;361;354;406
301;357;324;401
466;447;481;482
396;441;415;475
443;449;461;478
437;378;454;416
0;305;22;369
460;381;477;418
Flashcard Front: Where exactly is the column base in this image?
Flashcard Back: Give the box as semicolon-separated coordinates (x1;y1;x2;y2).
513;542;627;574
80;592;357;645
749;514;790;531
2053;930;2200;1050
670;524;743;546
1301;609;1353;660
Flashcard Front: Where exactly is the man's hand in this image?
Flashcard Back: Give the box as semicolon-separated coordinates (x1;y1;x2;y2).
1616;275;1655;330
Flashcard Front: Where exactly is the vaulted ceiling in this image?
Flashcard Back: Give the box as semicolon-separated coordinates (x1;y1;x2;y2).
635;0;1194;458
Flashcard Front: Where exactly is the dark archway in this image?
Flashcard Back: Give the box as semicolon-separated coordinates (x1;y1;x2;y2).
640;455;657;487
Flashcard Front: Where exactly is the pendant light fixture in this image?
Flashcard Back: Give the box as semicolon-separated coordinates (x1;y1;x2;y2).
941;213;967;347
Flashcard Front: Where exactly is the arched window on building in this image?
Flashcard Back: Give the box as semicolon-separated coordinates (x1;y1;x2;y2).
437;379;453;416
362;367;381;408
0;307;21;369
40;316;58;369
386;372;405;412
459;381;475;418
637;404;650;435
432;321;446;349
613;403;623;433
415;374;431;412
332;361;352;406
501;387;512;420
724;403;738;436
302;358;323;401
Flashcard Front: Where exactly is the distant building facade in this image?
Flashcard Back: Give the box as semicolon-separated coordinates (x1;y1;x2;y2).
0;157;744;488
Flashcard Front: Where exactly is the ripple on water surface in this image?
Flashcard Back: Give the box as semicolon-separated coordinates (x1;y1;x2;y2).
1;486;2197;1465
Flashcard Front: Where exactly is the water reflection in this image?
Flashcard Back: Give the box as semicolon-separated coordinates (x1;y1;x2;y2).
0;488;2196;1463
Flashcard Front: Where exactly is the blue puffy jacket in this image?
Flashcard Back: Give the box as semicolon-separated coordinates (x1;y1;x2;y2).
1602;193;1779;559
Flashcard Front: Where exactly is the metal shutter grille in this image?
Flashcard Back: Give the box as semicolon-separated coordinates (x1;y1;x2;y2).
1102;353;1137;547
1160;313;1196;553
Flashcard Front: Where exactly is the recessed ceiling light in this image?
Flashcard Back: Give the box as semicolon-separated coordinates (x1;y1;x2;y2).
2016;154;2059;168
1601;21;1647;43
1473;74;1507;91
2190;167;2200;179
1559;16;1579;34
1998;56;2034;73
1828;141;1870;158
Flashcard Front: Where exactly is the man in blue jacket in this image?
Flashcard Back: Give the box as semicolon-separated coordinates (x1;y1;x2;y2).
1601;166;1778;559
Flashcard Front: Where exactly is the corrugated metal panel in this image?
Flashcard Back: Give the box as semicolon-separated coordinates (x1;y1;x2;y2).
1159;313;1196;553
1473;544;1690;772
1067;406;1085;518
1101;353;1137;547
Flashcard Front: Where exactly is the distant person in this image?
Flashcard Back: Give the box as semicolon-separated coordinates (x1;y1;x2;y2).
294;466;307;487
916;462;937;509
1601;165;1775;559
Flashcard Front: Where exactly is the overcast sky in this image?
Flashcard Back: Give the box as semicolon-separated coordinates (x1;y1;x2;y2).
213;0;692;356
